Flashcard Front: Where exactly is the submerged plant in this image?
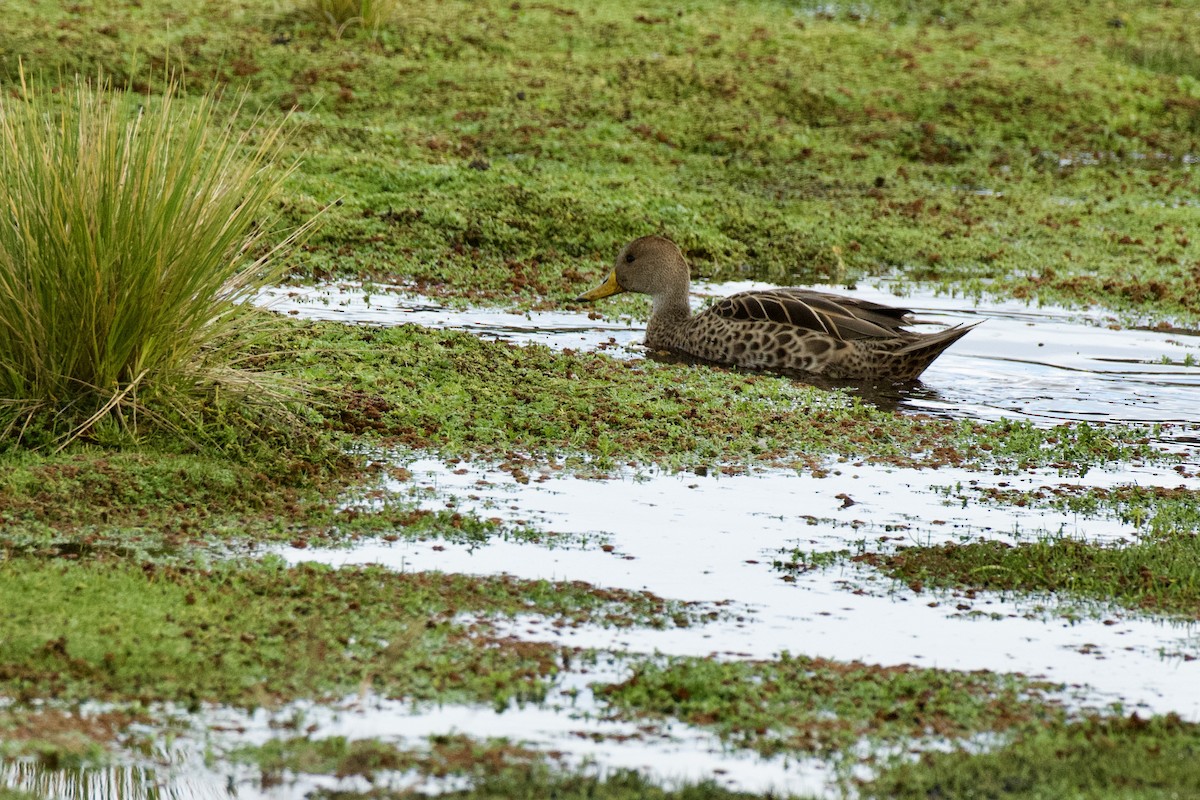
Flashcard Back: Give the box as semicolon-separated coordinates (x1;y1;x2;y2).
0;70;312;449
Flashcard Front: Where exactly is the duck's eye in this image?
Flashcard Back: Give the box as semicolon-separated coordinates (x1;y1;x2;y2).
624;253;635;263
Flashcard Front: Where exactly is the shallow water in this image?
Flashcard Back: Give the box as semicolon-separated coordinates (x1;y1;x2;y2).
246;281;1200;791
257;281;1200;436
285;458;1200;720
0;664;833;799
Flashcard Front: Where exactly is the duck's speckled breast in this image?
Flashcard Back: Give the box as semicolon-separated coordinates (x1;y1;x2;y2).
646;312;847;375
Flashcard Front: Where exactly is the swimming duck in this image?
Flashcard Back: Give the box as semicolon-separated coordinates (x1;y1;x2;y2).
575;235;978;382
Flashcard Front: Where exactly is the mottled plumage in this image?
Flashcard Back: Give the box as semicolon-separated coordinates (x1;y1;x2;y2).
575;235;978;382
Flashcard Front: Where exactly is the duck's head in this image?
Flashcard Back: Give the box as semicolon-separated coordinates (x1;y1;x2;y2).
575;235;689;302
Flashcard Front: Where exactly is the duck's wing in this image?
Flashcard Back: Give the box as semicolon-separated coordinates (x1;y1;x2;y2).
708;289;914;340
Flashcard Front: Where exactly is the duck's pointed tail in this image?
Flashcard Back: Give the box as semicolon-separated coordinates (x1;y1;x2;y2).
894;320;982;381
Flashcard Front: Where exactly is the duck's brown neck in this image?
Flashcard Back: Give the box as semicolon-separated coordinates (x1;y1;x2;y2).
650;279;692;320
651;292;691;320
645;286;692;348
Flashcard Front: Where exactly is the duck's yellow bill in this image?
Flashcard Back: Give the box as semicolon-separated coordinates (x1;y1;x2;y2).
575;270;624;302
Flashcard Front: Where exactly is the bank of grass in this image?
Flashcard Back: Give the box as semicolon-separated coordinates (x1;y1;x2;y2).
0;557;697;708
853;534;1200;619
326;768;772;800
267;318;1163;473
229;733;545;788
0;446;547;553
0;316;1170;558
5;0;1200;320
231;736;776;799
0;707;139;770
598;657;1200;796
859;713;1200;800
960;481;1200;540
595;652;1064;758
0;791;37;800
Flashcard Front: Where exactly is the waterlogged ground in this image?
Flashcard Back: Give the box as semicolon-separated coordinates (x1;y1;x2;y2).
264;288;1200;705
4;285;1200;800
175;289;1200;796
9;0;1200;797
5;285;1199;798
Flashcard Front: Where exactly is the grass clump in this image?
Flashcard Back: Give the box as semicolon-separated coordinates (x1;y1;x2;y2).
860;713;1200;800
854;535;1200;619
595;652;1062;757
231;733;543;784
308;0;398;37
0;790;40;800
0;557;688;707
312;766;771;800
0;70;307;449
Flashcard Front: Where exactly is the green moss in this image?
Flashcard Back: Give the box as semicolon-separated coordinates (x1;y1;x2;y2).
854;535;1200;619
961;482;1200;540
0;448;534;550
0;790;40;800
595;652;1063;757
230;733;543;783
0;558;692;707
861;713;1200;800
0;708;120;769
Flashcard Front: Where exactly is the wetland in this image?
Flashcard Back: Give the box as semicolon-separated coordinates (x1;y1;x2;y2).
4;0;1200;798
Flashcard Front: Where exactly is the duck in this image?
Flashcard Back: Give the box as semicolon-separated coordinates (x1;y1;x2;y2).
575;235;979;383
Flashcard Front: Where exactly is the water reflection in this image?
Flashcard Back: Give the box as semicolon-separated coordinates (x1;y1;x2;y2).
0;761;194;800
645;347;958;414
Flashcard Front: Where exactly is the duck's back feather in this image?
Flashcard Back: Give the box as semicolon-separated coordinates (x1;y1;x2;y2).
708;289;915;341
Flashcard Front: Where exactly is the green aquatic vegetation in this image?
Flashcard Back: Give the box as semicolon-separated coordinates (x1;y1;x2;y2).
960;481;1200;541
268;318;1165;473
853;534;1200;619
0;71;311;449
230;733;543;785
0;790;39;800
0;712;113;768
860;713;1200;800
595;652;1063;758
0;558;692;708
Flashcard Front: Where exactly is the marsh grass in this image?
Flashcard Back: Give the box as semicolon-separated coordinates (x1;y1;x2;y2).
855;536;1200;618
0;71;311;449
1111;34;1200;81
309;0;399;38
